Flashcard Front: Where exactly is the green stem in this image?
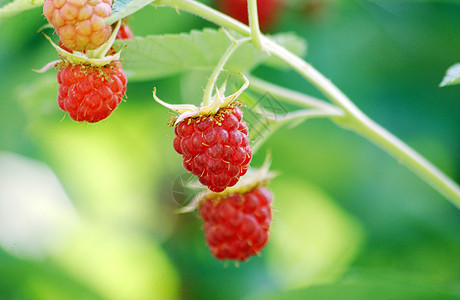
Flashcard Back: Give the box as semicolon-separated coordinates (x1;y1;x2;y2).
346;114;460;207
264;42;460;206
202;34;250;106
247;0;262;50
250;108;337;153
154;0;248;36
248;79;460;206
247;75;343;115
153;0;460;207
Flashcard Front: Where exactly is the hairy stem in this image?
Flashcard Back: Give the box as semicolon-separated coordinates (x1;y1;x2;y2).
153;0;460;207
346;114;460;207
247;75;343;115
250;109;339;153
247;0;262;50
202;35;249;106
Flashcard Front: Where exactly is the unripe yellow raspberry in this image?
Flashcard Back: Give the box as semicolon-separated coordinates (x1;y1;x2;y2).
43;0;112;51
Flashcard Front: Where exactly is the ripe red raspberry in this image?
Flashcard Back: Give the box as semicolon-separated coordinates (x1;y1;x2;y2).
173;105;252;193
216;0;283;31
56;62;127;122
43;0;112;51
199;186;272;261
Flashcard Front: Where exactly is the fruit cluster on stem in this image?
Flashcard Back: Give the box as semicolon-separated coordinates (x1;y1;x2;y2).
36;0;460;263
42;0;133;123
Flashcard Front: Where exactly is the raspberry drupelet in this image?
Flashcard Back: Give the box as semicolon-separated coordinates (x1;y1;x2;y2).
173;105;252;193
199;186;272;261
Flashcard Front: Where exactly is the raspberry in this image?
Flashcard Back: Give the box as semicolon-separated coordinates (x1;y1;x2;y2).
58;23;132;54
173;105;252;192
43;0;112;51
116;23;134;40
56;62;127;122
199;186;272;261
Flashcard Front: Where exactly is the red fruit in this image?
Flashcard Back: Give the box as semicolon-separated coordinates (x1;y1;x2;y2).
116;23;134;40
217;0;283;31
56;62;127;122
43;0;112;51
199;186;272;261
173;105;252;193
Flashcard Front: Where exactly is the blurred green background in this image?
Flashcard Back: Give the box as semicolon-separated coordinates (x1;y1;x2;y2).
1;0;460;299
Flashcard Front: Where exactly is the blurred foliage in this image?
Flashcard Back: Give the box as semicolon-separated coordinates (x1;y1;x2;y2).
113;29;306;80
0;0;43;20
259;271;460;300
0;0;459;299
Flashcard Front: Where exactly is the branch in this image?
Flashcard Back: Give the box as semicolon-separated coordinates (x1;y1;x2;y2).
247;0;263;50
152;0;460;207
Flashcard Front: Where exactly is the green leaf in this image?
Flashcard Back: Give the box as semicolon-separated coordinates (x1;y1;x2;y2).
440;63;460;87
116;28;307;81
0;0;43;20
105;0;151;24
0;0;14;7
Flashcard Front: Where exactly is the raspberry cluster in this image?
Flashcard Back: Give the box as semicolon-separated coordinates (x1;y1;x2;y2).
173;105;252;193
199;186;272;261
57;63;127;122
39;0;273;265
43;0;113;51
42;0;132;122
